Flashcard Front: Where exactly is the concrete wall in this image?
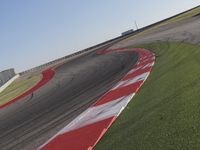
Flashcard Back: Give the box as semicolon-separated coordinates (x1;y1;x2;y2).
0;68;16;87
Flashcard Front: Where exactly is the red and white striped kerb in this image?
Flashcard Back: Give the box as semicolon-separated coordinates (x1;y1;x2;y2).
38;48;155;150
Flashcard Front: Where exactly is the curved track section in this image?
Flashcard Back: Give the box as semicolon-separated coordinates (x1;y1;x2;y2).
39;48;155;150
0;50;138;150
0;69;55;109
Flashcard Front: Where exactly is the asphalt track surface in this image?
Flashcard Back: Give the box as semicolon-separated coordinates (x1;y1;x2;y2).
0;50;138;150
111;15;200;49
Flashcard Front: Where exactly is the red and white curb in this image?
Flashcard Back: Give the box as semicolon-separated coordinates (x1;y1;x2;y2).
38;48;155;150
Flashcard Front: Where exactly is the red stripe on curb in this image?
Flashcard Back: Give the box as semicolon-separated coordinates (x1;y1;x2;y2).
41;117;116;150
39;48;155;150
123;67;151;80
94;81;143;106
0;69;55;109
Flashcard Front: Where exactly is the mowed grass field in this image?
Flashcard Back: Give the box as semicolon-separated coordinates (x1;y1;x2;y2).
95;42;200;150
0;74;41;106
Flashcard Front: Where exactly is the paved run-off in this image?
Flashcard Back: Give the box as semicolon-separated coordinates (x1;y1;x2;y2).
95;42;200;150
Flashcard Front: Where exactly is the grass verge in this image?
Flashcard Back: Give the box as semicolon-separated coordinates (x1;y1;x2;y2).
0;74;41;106
95;42;200;150
117;6;200;45
159;5;200;27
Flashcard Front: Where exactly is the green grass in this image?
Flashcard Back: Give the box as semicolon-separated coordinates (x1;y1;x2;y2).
147;5;200;33
95;42;200;150
121;6;200;43
0;74;41;106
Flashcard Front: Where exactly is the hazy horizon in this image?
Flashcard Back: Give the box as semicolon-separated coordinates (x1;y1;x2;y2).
0;1;200;72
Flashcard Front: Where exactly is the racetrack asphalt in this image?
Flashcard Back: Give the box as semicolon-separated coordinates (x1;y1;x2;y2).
0;50;138;150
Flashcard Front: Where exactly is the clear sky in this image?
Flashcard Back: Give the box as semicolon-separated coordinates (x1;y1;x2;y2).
0;0;200;72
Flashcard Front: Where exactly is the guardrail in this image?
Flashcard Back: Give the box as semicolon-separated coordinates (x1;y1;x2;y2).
19;5;199;76
0;74;19;93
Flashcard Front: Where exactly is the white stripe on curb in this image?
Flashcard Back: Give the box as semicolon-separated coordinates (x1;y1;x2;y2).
38;48;155;150
111;72;149;90
38;94;135;150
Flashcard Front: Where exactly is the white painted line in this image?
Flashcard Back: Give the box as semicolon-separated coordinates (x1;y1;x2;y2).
0;74;20;93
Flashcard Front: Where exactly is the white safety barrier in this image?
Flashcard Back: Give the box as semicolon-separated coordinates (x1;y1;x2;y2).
0;74;20;93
